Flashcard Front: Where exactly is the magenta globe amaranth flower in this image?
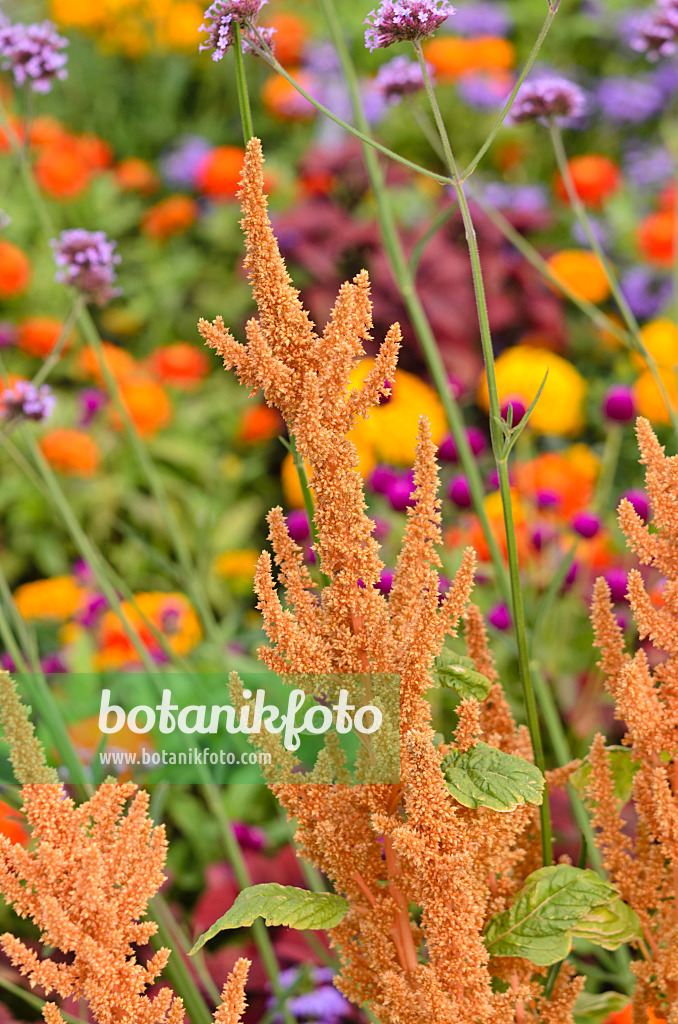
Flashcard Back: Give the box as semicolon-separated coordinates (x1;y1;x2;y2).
572;510;601;539
0;20;68;94
622;488;650;522
604;568;629;603
447;474;471;508
387;475;415;511
509;76;586;125
369;463;399;494
376;567;394;594
602;384;636;423
501;395;526;425
286;508;310;542
0;379;55;423
51;229;121;306
365;0;455;52
488;603;511;630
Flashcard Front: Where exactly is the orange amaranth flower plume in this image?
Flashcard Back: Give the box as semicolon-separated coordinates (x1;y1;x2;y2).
200;138;577;1024
589;418;678;1020
0;783;184;1024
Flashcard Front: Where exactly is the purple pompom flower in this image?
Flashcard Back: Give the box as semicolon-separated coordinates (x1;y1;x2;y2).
488;602;511;630
374;55;430;104
447;473;471;508
51;229;121;306
0;20;68;94
571;510;601;539
0;379;55;423
509;76;586;125
199;0;273;60
365;0;455;52
602;384;636;423
622;488;650;522
629;0;678;60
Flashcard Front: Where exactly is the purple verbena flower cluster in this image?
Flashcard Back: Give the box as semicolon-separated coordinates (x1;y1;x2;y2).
629;0;678;60
509;76;587;125
0;380;55;423
51;229;121;306
374;55;430;104
364;0;455;52
199;0;274;60
0;20;68;94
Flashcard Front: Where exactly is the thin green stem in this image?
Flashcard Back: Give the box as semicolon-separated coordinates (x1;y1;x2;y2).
414;43;551;863
461;3;559;180
316;0;512;606
232;25;254;142
251;29;451;186
287;435;331;589
151;898;214;1024
32;296;84;388
549;121;678;444
0;977;87;1024
408;201;457;275
593;425;622;514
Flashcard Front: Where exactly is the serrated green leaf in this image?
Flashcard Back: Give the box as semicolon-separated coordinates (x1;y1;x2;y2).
189;884;349;953
573;991;630;1024
571;746;640;805
441;741;544;811
484;866;641;966
433;649;492;700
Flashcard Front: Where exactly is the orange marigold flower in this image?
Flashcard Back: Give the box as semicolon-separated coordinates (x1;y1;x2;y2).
0;800;27;845
554;154;621;207
237;402;284;443
197;145;247;199
546;249;611;304
17;316;71;358
638;210;675;267
28;115;67;148
423;35;514;80
141;194;198;240
514;446;599;517
263;12;309;64
114;156;159;195
0;115;24;154
634;366;678;425
34;142;92;200
75;134;113;170
0;240;30;299
113;376;173;437
13;574;82;621
148;341;210;389
96;591;202;669
262;72;316;120
78;342;138;385
39;428;102;477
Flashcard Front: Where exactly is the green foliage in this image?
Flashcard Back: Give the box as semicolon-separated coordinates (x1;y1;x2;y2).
189;884;350;952
441;741;544;811
432;649;492;701
571;746;640;805
484;866;641;966
573;991;631;1024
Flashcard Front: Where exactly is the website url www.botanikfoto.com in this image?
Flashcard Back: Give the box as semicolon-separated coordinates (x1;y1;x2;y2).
100;748;273;768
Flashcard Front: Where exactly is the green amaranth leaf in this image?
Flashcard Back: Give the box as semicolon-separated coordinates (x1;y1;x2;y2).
433;649;492;701
441;741;544;812
484;865;641;966
571;746;640;805
189;884;349;954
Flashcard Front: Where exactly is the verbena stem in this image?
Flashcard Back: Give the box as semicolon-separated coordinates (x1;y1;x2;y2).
413;43;552;864
233;26;254;142
316;0;512;606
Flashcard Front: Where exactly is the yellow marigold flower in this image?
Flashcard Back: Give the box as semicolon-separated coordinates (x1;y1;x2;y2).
13;576;82;622
349;358;446;465
478;344;587;436
214;548;260;582
50;0;102;27
564;443;600;485
546;249;611;304
633;318;678;371
634;367;678;425
484;487;525;525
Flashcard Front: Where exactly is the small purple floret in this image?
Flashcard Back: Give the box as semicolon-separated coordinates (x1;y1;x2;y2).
374;55;430;104
199;0;273;60
51;229;121;306
0;379;55;423
364;0;455;52
0;19;68;94
509;76;586;125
